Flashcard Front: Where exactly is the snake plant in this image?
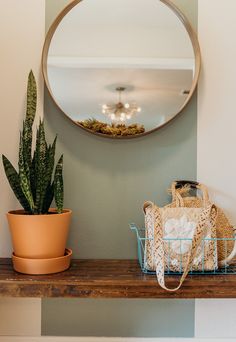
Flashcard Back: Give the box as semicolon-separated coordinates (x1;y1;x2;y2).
2;71;64;214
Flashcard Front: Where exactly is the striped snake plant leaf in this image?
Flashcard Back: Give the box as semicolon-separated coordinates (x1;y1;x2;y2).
2;155;31;212
26;70;37;126
35;120;47;213
44;136;57;190
34;126;41;213
37;142;55;214
54;155;64;214
30;150;36;202
22;120;32;179
21;72;37;201
42;182;54;214
19;133;34;212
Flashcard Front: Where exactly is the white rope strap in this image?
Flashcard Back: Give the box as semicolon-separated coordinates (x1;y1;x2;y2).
153;204;217;291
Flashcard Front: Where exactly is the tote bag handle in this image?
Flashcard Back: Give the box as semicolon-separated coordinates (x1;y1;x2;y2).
153;204;217;292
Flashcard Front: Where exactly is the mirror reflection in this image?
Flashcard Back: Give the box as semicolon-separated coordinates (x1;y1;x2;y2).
45;0;199;138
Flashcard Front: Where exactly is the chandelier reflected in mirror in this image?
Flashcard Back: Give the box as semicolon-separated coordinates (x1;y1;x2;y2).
102;87;141;124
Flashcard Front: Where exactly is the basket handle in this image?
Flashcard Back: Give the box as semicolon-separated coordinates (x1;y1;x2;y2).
175;180;199;189
171;180;210;207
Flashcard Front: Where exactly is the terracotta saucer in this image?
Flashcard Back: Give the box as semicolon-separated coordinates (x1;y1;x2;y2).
12;248;72;275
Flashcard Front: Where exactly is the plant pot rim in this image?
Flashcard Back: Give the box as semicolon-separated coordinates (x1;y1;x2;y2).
7;208;72;216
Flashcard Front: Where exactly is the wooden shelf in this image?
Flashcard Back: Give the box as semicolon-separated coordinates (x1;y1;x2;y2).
0;258;236;298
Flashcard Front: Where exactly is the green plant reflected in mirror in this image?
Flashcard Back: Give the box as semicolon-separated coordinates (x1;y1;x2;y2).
42;0;201;139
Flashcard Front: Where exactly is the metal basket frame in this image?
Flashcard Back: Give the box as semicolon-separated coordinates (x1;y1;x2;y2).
130;223;236;275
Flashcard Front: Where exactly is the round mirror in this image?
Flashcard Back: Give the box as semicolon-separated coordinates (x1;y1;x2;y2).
43;0;200;138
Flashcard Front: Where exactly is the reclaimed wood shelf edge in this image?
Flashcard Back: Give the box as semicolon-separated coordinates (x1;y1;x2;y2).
0;258;235;298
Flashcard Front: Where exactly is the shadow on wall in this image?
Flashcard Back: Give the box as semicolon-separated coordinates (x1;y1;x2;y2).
44;89;197;259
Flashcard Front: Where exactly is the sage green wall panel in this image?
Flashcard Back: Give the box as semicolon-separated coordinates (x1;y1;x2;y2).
173;0;198;29
42;299;195;337
43;0;197;337
44;91;197;259
46;0;69;31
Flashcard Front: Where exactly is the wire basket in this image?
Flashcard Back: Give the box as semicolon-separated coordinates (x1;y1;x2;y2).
130;223;236;275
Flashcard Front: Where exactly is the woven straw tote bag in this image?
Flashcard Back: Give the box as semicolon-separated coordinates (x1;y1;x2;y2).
144;201;218;291
169;180;236;266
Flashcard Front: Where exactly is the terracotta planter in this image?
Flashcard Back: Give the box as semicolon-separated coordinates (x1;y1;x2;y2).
7;209;72;259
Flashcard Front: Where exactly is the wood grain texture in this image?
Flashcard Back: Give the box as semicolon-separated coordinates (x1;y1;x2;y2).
0;259;235;298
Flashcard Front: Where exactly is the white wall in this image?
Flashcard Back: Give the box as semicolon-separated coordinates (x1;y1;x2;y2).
0;298;41;337
0;0;45;337
0;0;45;257
197;0;236;338
197;0;236;222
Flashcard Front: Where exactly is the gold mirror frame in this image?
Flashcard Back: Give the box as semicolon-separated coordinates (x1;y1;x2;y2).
42;0;201;139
